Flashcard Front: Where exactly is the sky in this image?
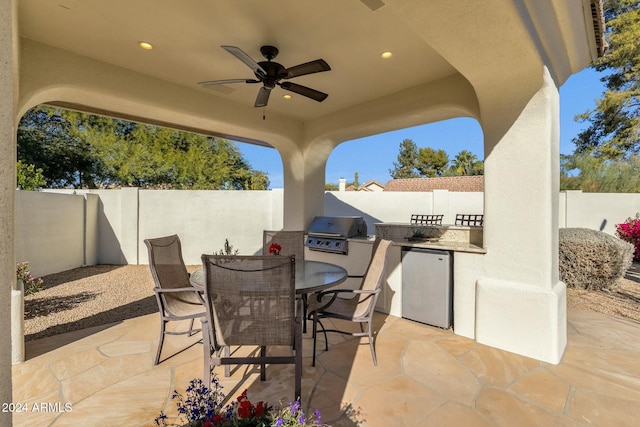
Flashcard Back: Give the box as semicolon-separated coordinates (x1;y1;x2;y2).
237;68;608;189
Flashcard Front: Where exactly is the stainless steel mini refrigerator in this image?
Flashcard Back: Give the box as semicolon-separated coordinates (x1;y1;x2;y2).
401;248;452;328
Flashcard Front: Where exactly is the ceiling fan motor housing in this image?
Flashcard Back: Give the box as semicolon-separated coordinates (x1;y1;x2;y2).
256;61;286;88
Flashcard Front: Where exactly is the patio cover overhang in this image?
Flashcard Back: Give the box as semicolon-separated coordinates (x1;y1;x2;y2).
0;0;604;420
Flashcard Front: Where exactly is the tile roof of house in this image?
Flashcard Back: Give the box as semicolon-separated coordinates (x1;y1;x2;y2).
346;179;386;191
384;176;484;192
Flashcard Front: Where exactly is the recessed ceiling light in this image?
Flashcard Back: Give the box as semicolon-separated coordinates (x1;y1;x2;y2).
283;94;292;100
381;51;393;59
138;41;154;50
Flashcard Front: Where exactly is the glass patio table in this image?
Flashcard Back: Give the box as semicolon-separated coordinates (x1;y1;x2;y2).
189;259;348;295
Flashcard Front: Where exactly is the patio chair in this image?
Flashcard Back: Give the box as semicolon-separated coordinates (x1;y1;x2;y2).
262;230;305;259
263;229;311;330
308;238;392;367
201;254;302;400
145;235;206;365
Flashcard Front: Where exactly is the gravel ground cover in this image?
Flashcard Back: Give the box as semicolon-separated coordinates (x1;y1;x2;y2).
24;262;640;342
25;264;195;341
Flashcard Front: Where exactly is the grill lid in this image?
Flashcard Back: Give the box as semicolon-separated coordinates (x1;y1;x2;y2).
307;216;367;238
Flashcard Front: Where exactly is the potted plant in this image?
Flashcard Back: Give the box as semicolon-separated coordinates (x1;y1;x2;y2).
408;227;428;242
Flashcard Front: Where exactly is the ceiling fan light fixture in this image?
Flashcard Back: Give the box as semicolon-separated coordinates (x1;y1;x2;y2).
381;51;393;59
198;45;330;108
283;94;292;100
138;41;154;50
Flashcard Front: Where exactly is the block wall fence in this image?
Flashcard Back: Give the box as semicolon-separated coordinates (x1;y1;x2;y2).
15;188;640;278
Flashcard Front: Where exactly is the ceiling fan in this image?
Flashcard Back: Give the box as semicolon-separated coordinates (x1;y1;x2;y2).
198;45;331;108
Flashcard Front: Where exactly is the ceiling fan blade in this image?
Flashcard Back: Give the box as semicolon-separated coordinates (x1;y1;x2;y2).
254;87;272;107
221;45;266;77
283;59;331;79
279;82;328;102
198;79;260;86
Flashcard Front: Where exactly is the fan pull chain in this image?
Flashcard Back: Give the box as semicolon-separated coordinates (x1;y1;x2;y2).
263;106;266;120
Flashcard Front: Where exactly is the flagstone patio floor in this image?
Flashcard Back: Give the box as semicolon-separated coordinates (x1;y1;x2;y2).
12;308;640;426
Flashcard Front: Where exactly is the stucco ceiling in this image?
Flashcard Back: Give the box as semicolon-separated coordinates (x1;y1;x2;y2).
18;0;458;122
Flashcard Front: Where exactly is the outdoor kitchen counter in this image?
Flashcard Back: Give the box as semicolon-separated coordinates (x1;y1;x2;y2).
372;223;486;321
375;222;486;254
391;239;486;254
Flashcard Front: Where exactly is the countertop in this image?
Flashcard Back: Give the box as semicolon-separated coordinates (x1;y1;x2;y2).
391;238;486;254
373;222;485;253
346;234;486;254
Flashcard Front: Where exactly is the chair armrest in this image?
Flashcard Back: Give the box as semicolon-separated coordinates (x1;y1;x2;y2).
314;288;378;300
154;287;206;305
316;288;354;298
311;288;380;313
154;286;202;294
352;289;380;295
314;289;353;302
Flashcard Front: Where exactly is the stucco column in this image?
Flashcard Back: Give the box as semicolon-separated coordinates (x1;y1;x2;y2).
476;66;566;363
280;144;329;230
0;0;17;420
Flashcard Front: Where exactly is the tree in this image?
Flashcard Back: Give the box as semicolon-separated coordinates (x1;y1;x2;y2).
325;182;339;191
416;147;449;177
389;139;419;178
572;0;640;159
17;106;269;190
560;152;640;192
246;171;270;190
353;171;360;189
17;107;99;188
16;161;46;190
445;150;484;176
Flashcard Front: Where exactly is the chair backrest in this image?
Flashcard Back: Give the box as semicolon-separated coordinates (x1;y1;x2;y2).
201;255;296;348
145;235;191;290
355;239;393;317
410;214;443;225
455;214;484;226
263;230;305;259
145;235;203;314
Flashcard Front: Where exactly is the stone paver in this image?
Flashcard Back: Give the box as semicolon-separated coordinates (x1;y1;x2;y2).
11;308;640;426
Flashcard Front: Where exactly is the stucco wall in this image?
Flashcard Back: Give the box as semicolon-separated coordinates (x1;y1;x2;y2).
137;189;283;264
560;190;640;234
18;188;640;277
15;191;87;278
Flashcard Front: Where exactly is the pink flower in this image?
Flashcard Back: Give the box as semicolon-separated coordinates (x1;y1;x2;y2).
616;214;640;260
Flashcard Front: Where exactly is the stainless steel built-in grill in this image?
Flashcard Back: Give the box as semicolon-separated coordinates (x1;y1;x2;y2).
305;216;367;254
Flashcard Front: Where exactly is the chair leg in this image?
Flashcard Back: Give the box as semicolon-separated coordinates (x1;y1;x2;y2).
367;320;377;366
294;306;303;401
302;294;308;334
203;318;211;386
320;320;328;351
260;346;267;382
224;346;230;377
312;313;318;367
155;320;166;365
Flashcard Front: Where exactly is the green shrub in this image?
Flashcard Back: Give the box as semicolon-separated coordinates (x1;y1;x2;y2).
559;228;633;290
